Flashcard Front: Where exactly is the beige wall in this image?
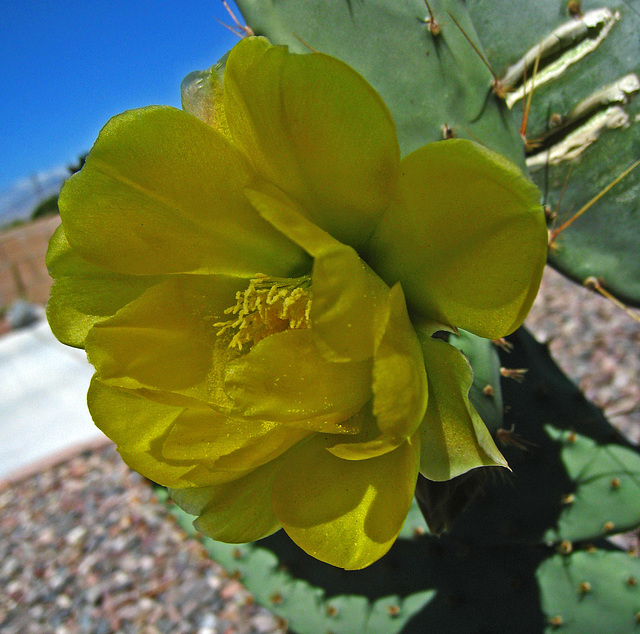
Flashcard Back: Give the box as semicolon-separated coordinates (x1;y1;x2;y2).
0;215;61;308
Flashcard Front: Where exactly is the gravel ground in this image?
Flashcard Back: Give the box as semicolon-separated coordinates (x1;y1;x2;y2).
0;445;286;634
525;267;640;444
0;265;638;633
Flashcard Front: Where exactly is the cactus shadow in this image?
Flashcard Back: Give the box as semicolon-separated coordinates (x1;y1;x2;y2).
258;527;549;633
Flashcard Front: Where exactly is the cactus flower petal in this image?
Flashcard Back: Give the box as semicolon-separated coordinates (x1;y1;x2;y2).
327;284;428;459
369;140;547;340
272;432;420;570
87;378;210;488
161;411;308;477
46;226;161;348
171;462;282;544
89;377;308;489
58;106;308;277
417;332;508;481
224;329;372;432
85;276;247;406
48;36;547;568
224;37;400;251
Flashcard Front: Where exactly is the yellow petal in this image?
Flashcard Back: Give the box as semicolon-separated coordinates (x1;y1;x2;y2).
311;246;389;364
246;183;389;362
46;225;160;348
170;458;282;543
60;105;308;277
85;275;245;408
372;284;428;439
225;37;400;250
369;139;546;339
327;284;428;459
162;408;308;474
87;378;211;488
417;332;508;481
90;377;302;490
272;433;420;569
224;329;371;433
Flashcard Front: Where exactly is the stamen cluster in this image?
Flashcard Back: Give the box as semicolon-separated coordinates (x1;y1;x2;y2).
215;274;312;349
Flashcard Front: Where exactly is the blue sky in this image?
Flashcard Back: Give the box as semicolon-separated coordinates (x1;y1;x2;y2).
0;1;243;193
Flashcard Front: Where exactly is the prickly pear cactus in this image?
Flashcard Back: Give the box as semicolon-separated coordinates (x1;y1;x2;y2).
160;2;640;631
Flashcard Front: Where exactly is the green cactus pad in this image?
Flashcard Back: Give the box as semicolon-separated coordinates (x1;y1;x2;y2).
234;0;526;169
467;0;640;306
538;549;640;633
543;427;640;543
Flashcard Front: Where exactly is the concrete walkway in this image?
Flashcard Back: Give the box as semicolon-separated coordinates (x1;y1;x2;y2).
0;318;105;480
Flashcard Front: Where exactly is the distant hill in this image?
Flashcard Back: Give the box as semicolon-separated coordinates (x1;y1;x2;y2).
0;167;68;229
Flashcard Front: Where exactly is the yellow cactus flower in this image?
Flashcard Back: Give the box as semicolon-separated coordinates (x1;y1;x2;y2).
47;37;547;569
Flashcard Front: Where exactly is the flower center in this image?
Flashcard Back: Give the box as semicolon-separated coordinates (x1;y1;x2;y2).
214;274;312;350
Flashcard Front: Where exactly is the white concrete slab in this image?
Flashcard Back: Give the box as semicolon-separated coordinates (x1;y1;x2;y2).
0;319;104;478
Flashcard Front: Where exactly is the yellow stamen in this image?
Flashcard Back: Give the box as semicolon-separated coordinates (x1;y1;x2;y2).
215;274;312;350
